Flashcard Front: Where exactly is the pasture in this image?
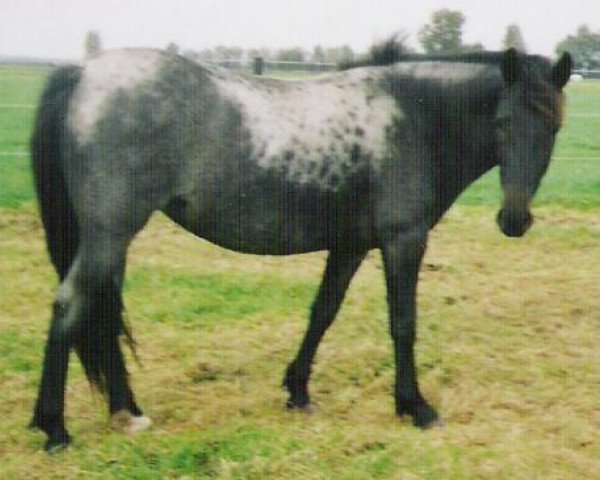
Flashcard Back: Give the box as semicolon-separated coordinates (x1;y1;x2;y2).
0;64;599;479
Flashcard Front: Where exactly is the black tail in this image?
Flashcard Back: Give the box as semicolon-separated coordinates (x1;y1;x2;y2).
31;66;136;392
31;65;82;280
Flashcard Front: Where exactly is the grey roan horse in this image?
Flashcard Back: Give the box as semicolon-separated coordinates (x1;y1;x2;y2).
30;47;571;451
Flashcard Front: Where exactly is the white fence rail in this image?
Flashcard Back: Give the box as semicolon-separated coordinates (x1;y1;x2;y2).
572;69;600;79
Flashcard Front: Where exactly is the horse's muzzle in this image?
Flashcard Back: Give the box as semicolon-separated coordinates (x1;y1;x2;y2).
496;208;533;238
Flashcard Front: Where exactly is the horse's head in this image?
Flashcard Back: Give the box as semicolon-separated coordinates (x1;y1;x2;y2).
495;49;572;237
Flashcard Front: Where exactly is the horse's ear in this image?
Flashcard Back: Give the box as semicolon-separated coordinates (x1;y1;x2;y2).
552;52;573;89
502;48;521;85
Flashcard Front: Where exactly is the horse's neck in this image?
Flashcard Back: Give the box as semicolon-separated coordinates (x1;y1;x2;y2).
424;74;501;220
431;128;499;222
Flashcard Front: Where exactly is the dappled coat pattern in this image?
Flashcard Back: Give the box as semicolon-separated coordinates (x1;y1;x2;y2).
30;46;571;451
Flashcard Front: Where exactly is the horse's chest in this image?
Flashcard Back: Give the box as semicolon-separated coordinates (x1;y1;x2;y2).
216;78;397;190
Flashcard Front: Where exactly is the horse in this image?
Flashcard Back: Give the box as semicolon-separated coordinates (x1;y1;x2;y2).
29;46;572;452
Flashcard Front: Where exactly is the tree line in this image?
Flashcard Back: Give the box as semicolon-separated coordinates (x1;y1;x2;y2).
84;9;600;69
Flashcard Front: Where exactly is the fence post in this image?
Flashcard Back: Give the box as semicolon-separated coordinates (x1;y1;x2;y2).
253;57;264;75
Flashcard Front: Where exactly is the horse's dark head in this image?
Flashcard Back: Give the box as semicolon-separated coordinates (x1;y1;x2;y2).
495;49;572;237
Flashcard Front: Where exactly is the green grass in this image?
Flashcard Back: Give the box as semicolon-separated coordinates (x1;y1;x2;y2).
0;65;49;152
460;157;600;209
0;65;51;207
1;207;599;479
126;267;317;327
0;65;599;479
0;153;35;207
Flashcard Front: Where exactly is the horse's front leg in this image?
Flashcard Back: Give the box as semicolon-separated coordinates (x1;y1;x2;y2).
381;227;440;428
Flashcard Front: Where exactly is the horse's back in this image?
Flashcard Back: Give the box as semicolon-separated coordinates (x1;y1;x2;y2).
63;49;385;253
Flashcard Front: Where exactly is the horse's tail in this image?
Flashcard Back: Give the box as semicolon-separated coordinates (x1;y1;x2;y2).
31;65;136;392
31;65;82;280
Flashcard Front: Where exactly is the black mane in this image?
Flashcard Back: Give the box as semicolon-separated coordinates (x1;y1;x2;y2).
338;37;413;70
340;38;557;113
339;37;547;70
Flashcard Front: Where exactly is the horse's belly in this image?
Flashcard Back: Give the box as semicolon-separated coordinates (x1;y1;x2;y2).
164;175;336;255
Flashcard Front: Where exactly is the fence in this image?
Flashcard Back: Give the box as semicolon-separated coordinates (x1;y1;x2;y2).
3;55;600;78
572;69;600;79
203;58;337;75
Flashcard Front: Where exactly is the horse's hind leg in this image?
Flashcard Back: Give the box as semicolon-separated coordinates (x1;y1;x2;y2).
32;226;149;451
102;263;151;432
30;300;73;451
284;249;366;410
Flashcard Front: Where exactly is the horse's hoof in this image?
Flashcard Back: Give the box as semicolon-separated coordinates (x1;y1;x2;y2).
397;401;440;429
411;405;441;429
427;417;446;430
111;410;153;434
44;433;71;454
286;400;315;414
422;417;445;430
128;415;153;433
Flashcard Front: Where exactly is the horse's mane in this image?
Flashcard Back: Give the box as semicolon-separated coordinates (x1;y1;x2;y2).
339;38;563;129
338;37;414;70
338;37;532;70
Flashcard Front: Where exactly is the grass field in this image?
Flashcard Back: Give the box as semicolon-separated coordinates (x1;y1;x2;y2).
0;65;599;479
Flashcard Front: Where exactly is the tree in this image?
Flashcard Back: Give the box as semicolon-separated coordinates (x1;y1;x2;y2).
556;25;600;70
502;24;527;52
342;35;413;68
310;45;326;63
418;9;466;54
84;30;102;59
461;42;485;53
166;42;179;55
323;45;354;64
213;45;244;60
275;48;306;63
248;48;272;61
196;48;215;61
182;49;201;62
